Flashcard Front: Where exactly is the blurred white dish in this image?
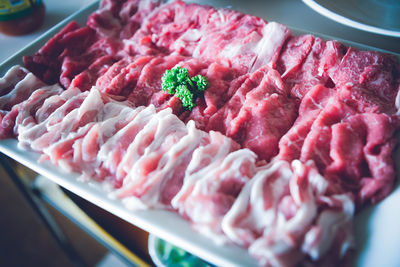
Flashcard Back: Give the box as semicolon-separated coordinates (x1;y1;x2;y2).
303;0;400;37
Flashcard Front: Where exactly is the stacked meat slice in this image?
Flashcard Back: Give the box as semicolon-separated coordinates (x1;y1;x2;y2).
1;0;400;266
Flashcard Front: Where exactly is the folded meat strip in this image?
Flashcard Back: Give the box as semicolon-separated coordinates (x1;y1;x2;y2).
116;108;187;186
29;90;101;151
0;66;63;139
172;131;239;210
101;105;157;182
18;88;87;148
0;66;26;95
43;101;142;177
82;103;144;163
223;160;354;266
172;131;256;243
0;65;35;110
35;87;82;123
116;121;209;209
13;85;65;137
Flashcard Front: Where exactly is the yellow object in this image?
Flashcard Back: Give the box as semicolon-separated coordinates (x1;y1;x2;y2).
0;0;45;35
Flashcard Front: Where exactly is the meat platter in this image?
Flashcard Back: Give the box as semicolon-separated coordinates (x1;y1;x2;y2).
0;1;400;266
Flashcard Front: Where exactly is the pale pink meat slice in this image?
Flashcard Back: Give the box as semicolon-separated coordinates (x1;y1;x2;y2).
222;160;354;266
115;108;187;189
99;105;157;182
172;131;256;243
116;121;209;209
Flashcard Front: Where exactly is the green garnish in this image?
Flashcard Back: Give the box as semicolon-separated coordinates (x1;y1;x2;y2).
191;75;208;92
176;84;195;110
155;236;211;267
161;66;209;110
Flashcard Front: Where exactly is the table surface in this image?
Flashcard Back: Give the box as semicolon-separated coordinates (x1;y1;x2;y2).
0;0;399;65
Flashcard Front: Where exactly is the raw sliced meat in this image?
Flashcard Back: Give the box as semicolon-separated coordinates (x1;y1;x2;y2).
0;65;29;97
277;36;346;99
116;108;188;194
18;87;87;148
0;67;63;139
117;121;209;209
0;68;47;110
29;89;104;151
99;104;156;182
172;131;255;243
207;66;297;161
223;160;354;266
278;84;336;161
332;48;400;114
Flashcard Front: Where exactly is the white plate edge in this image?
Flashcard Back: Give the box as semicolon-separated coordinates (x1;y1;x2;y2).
302;0;400;38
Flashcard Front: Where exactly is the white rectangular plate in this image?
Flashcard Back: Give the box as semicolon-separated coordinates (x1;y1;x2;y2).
0;1;399;267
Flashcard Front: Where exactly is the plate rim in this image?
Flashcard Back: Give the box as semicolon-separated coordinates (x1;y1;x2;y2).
302;0;400;38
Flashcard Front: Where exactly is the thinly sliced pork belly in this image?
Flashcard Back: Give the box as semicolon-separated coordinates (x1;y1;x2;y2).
18;89;88;148
117;121;209;209
35;87;82;123
172;131;240;211
0;65;62;139
0;65;29;97
43;123;95;170
0;84;63;139
0;69;46;111
42;101;142;177
14;84;65;137
221;160;294;247
222;160;354;266
116;108;188;195
172;136;256;243
30;89;106;151
99;105;157;181
82;103;144;163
